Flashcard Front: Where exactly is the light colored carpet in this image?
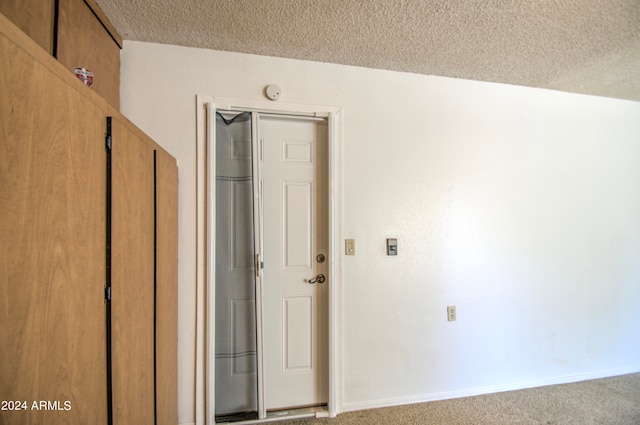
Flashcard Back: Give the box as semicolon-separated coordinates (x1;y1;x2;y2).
286;373;640;425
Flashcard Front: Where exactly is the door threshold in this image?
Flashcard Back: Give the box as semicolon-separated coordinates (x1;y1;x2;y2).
216;406;329;424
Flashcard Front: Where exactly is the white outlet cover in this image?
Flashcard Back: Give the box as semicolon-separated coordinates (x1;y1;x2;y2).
265;84;281;100
447;306;457;321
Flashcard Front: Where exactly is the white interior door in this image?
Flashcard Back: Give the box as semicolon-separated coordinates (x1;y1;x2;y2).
260;115;329;411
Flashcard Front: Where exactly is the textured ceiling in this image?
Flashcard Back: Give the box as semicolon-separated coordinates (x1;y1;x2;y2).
94;0;640;102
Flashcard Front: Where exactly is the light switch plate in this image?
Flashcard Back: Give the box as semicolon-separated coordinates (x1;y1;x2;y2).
386;238;398;256
345;239;355;255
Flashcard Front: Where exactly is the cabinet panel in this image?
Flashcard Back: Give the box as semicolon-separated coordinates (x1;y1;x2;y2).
155;150;179;425
111;117;156;425
0;0;55;54
57;0;120;107
0;25;107;425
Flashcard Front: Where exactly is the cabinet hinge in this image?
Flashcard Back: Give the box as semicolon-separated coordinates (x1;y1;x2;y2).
105;116;112;151
105;287;111;302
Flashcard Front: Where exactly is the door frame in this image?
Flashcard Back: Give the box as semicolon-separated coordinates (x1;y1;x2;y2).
195;95;344;424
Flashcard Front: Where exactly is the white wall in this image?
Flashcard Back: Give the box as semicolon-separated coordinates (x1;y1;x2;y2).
119;41;640;424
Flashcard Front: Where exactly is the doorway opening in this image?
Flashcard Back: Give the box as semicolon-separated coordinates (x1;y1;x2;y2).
200;98;342;423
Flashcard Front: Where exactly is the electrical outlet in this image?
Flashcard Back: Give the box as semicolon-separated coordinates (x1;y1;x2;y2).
345;239;355;256
447;305;457;322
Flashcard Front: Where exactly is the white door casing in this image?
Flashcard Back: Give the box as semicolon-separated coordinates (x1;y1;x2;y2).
200;96;343;424
260;116;329;410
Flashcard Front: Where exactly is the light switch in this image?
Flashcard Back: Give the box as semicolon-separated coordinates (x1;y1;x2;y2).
386;238;398;256
345;239;355;255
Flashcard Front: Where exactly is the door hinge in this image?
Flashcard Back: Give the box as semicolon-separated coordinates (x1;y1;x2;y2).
105;287;111;302
255;253;264;277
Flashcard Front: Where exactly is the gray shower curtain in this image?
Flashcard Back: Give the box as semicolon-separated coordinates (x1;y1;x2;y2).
214;112;258;420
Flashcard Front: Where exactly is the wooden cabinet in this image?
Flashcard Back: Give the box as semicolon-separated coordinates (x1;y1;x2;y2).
57;0;122;107
0;0;55;53
0;0;122;108
0;13;177;425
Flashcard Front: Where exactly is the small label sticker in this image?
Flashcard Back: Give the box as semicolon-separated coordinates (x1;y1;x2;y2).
73;67;94;87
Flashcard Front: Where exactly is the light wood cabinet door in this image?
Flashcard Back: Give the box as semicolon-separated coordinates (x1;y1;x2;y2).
110;117;156;425
0;18;108;425
57;0;120;108
0;0;55;53
155;150;179;425
109;119;179;425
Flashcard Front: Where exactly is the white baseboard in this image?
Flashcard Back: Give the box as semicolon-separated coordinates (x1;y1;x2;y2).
341;365;640;413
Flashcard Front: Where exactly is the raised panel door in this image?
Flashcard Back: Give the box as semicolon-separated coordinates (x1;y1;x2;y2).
261;116;329;411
